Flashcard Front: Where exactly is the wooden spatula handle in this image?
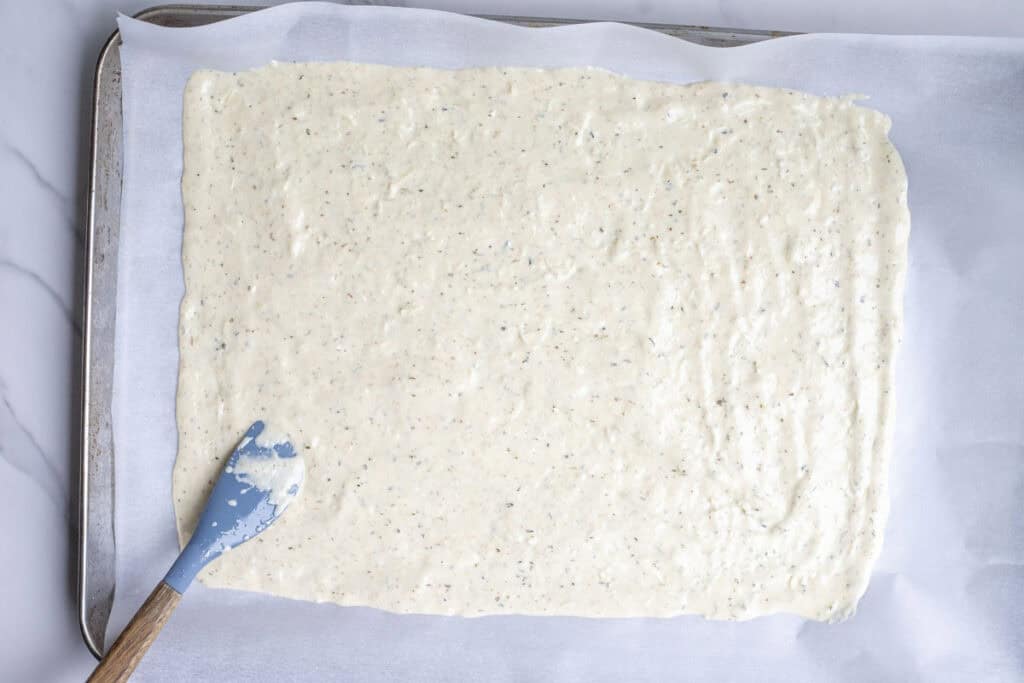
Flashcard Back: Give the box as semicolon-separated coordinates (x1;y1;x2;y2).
88;581;182;683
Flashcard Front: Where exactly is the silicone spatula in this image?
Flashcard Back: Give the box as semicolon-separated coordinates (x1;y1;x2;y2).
88;421;304;683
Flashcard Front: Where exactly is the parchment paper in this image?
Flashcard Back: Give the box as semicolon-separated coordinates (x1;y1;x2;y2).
110;4;1024;681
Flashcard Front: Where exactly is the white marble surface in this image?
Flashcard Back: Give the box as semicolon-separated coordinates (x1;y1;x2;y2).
0;1;1021;680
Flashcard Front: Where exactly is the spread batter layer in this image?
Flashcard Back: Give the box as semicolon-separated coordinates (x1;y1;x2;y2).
175;62;909;620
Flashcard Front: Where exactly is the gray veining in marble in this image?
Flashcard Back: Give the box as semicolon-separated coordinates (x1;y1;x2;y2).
0;392;67;512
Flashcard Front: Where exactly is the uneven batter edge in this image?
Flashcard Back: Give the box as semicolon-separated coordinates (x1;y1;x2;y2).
174;61;910;621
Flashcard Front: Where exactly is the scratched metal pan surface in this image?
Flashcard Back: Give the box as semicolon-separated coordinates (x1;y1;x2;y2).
78;2;791;659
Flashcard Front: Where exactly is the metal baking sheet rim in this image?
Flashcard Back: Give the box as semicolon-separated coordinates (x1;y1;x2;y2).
78;2;792;660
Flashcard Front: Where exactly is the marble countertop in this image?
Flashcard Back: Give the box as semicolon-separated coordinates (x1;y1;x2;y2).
2;1;1021;681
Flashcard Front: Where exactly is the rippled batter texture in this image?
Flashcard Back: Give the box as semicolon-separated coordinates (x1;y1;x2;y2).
175;62;909;621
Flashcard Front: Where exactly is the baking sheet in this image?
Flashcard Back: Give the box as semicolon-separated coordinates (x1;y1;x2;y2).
111;3;1024;680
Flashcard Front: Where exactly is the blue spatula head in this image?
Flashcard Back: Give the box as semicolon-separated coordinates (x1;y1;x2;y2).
164;420;304;592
